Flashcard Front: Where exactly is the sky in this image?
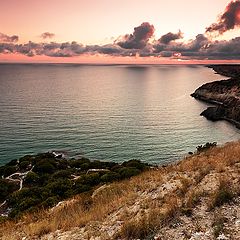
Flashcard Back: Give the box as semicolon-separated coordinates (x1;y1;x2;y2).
0;0;240;63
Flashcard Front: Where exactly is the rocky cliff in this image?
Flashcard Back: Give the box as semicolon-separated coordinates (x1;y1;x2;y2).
191;65;240;128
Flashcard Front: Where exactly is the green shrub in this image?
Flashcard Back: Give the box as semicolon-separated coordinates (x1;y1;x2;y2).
41;196;59;208
19;160;30;170
100;172;120;182
76;173;100;186
3;166;17;177
57;159;69;170
33;160;56;174
0;179;18;201
18;197;41;211
197;142;217;152
8;187;42;205
19;155;33;163
80;163;91;171
118;167;141;179
74;183;91;194
24;172;40;185
70;158;90;168
122;160;147;171
45;179;73;198
52;169;73;179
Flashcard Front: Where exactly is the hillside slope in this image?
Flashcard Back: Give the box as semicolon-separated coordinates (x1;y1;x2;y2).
1;141;240;240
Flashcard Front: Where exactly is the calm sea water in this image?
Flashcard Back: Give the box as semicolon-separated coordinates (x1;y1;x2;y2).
0;63;239;165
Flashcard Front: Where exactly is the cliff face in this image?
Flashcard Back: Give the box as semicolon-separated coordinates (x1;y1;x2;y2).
191;65;240;128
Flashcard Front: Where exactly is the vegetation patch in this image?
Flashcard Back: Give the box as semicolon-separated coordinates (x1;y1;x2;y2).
0;153;150;219
208;178;234;210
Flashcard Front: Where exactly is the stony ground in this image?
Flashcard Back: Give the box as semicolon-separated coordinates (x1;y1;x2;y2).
1;142;240;240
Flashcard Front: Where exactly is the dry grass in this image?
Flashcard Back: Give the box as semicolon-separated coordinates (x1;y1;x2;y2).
1;141;240;239
116;196;180;239
208;177;235;211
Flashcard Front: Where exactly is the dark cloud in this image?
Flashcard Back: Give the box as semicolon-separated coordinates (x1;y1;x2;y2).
206;0;240;34
0;17;239;60
159;31;183;44
153;34;208;55
0;33;19;43
117;22;155;49
203;37;240;58
41;32;55;39
0;34;239;60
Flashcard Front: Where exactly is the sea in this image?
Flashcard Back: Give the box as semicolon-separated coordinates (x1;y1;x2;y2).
0;63;239;165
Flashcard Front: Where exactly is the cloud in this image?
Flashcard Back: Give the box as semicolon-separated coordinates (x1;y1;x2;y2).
41;32;55;39
117;22;155;49
203;37;240;59
159;31;183;44
0;34;239;60
206;0;240;34
153;34;208;55
0;16;240;60
0;33;19;43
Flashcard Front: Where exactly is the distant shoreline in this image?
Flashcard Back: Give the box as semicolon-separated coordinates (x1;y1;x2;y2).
0;62;240;66
191;64;240;129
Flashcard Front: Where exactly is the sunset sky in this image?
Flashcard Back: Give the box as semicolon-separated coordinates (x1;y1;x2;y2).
1;0;240;63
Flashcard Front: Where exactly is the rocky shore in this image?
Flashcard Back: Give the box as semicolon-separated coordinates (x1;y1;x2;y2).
191;65;240;128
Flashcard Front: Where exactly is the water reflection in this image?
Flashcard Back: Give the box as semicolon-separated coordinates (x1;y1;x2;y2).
0;64;239;165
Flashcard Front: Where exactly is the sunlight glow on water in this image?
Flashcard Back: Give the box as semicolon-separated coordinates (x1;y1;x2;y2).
0;64;239;165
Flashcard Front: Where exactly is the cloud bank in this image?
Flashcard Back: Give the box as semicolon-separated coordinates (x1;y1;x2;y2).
1;1;240;60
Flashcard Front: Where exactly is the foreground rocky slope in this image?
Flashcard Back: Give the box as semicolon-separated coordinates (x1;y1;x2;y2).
191;65;240;128
1;141;240;239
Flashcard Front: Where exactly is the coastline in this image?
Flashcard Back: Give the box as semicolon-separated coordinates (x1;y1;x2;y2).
1;141;240;239
191;65;240;129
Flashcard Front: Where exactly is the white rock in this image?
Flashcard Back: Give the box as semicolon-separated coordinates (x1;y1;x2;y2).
217;233;229;240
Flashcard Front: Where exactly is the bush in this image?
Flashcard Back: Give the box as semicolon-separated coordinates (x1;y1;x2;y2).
33;160;56;174
41;196;59;208
57;159;69;170
18;197;41;211
3;166;17;177
118;167;141;179
100;172;120;182
19;160;30;170
208;179;234;210
52;169;73;179
8;187;43;206
0;179;18;201
45;179;73;198
122;160;147;171
70;158;90;168
19;155;32;163
212;214;227;238
197;142;217;152
74;183;91;194
76;173;100;186
24;172;40;185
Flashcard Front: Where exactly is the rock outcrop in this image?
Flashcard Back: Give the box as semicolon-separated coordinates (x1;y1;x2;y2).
191;65;240;128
